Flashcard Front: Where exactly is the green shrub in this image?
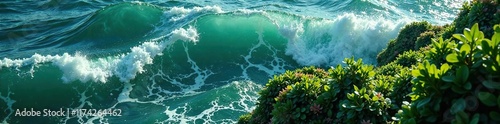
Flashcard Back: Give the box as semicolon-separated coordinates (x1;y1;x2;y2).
328;58;384;123
376;62;404;76
395;23;500;124
337;84;393;123
394;50;424;67
271;76;328;123
441;24;456;40
389;72;413;109
307;58;378;123
415;25;449;50
447;0;500;39
238;113;252;124
377;21;432;66
415;31;436;49
248;66;329;124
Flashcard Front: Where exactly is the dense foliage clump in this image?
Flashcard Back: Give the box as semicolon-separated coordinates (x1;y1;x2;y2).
376;21;432;66
245;66;329;124
378;0;500;67
449;0;500;39
240;1;500;124
239;23;500;124
240;58;403;124
396;23;500;124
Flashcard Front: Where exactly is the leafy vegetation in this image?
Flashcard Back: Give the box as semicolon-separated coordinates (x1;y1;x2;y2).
396;23;500;124
377;21;432;66
245;66;329;124
240;1;500;124
240;23;500;124
378;0;500;67
450;0;500;39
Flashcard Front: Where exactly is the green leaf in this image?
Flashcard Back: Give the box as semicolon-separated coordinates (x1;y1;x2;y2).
426;116;437;122
456;111;469;123
441;63;450;73
442;75;455;82
481;40;492;52
412;69;421;77
446;53;460;63
470;23;484;41
347;110;355;119
369;71;375;77
470;114;479;124
495;25;500;33
477;92;497;107
453;34;468;42
429;64;437;77
464;28;472;42
440;83;452;89
450;98;466;114
482;80;500;90
452;86;467;94
472;59;483;68
464;82;472;90
433;102;441;111
490;111;500;121
460;44;471;54
373;96;379;101
492;31;500;45
417;97;432;109
364;94;370;100
407;118;417;124
356;107;363;111
456;66;469;83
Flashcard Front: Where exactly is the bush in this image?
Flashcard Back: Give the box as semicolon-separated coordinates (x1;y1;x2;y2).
377;21;432;66
387;68;413;112
248;66;329;124
446;0;500;39
327;58;390;123
271;76;328;123
337;84;392;123
238;113;252;124
394;50;424;67
376;62;403;76
415;31;436;49
395;23;500;124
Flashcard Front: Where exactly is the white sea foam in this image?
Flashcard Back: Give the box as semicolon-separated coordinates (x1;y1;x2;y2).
0;26;200;83
239;30;288;80
158;81;261;124
271;13;409;66
168;6;223;21
171;26;199;44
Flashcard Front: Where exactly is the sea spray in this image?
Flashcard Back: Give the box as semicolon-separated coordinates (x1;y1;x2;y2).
266;12;410;65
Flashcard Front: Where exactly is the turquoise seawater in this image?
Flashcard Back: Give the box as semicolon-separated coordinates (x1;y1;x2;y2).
0;0;467;123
